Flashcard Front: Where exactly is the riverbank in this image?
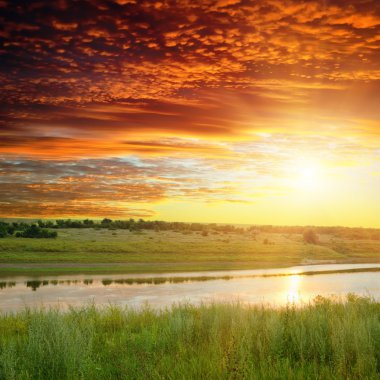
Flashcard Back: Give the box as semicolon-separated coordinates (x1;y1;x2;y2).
1;229;380;276
1;296;379;379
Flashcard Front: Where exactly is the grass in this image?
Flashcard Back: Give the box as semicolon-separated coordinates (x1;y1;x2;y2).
0;296;380;379
1;229;380;275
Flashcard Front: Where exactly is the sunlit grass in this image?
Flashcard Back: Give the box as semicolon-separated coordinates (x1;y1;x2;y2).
2;228;379;276
0;296;380;379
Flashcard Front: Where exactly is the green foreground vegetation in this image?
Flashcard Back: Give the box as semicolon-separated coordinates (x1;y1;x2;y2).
2;225;380;275
1;296;380;379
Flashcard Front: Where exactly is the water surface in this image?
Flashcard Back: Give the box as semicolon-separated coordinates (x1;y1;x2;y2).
1;264;380;312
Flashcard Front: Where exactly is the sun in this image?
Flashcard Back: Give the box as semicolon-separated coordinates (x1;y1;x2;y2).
288;158;325;192
297;164;321;189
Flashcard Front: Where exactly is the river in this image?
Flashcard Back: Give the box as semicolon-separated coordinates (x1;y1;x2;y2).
1;263;380;312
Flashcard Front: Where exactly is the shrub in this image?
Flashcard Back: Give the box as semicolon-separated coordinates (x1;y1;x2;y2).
0;224;8;238
303;229;319;244
16;225;58;239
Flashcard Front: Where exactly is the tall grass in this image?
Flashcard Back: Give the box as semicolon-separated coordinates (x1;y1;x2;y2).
1;296;380;379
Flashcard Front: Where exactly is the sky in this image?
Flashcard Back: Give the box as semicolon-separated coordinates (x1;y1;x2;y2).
0;0;380;226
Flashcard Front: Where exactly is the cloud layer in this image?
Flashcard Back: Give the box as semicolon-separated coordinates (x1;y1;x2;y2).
0;0;379;221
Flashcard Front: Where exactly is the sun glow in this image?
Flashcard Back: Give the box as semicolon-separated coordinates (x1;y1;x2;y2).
288;158;326;192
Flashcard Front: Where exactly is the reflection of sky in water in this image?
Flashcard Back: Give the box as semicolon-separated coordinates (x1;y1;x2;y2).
0;264;380;312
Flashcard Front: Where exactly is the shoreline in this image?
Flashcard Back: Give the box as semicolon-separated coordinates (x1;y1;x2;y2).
1;259;380;278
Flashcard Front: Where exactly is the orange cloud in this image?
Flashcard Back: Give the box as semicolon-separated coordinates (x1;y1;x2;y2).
0;0;380;221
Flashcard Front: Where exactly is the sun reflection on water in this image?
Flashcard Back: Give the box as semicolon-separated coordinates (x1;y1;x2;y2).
286;274;301;304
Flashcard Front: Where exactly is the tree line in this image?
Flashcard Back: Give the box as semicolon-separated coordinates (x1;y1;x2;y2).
1;218;380;241
0;222;57;239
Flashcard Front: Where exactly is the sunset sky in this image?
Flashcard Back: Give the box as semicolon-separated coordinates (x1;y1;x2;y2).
1;0;380;226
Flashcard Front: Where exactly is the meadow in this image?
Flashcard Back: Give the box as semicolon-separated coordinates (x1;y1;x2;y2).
0;296;379;379
1;228;380;275
1;227;380;378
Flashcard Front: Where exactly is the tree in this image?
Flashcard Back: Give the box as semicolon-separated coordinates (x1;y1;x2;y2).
0;224;8;238
56;219;66;228
303;229;319;244
16;224;58;239
6;225;15;235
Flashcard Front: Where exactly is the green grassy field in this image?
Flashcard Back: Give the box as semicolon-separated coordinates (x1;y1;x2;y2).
0;296;379;379
1;228;380;275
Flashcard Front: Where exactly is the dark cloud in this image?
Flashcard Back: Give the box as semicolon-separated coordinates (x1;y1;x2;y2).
1;0;379;144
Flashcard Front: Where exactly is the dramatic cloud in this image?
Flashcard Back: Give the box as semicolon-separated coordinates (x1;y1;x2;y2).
1;0;379;140
0;0;379;223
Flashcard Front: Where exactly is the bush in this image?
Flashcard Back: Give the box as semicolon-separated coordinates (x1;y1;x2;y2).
303;229;319;244
0;225;8;238
16;225;58;239
6;226;15;235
